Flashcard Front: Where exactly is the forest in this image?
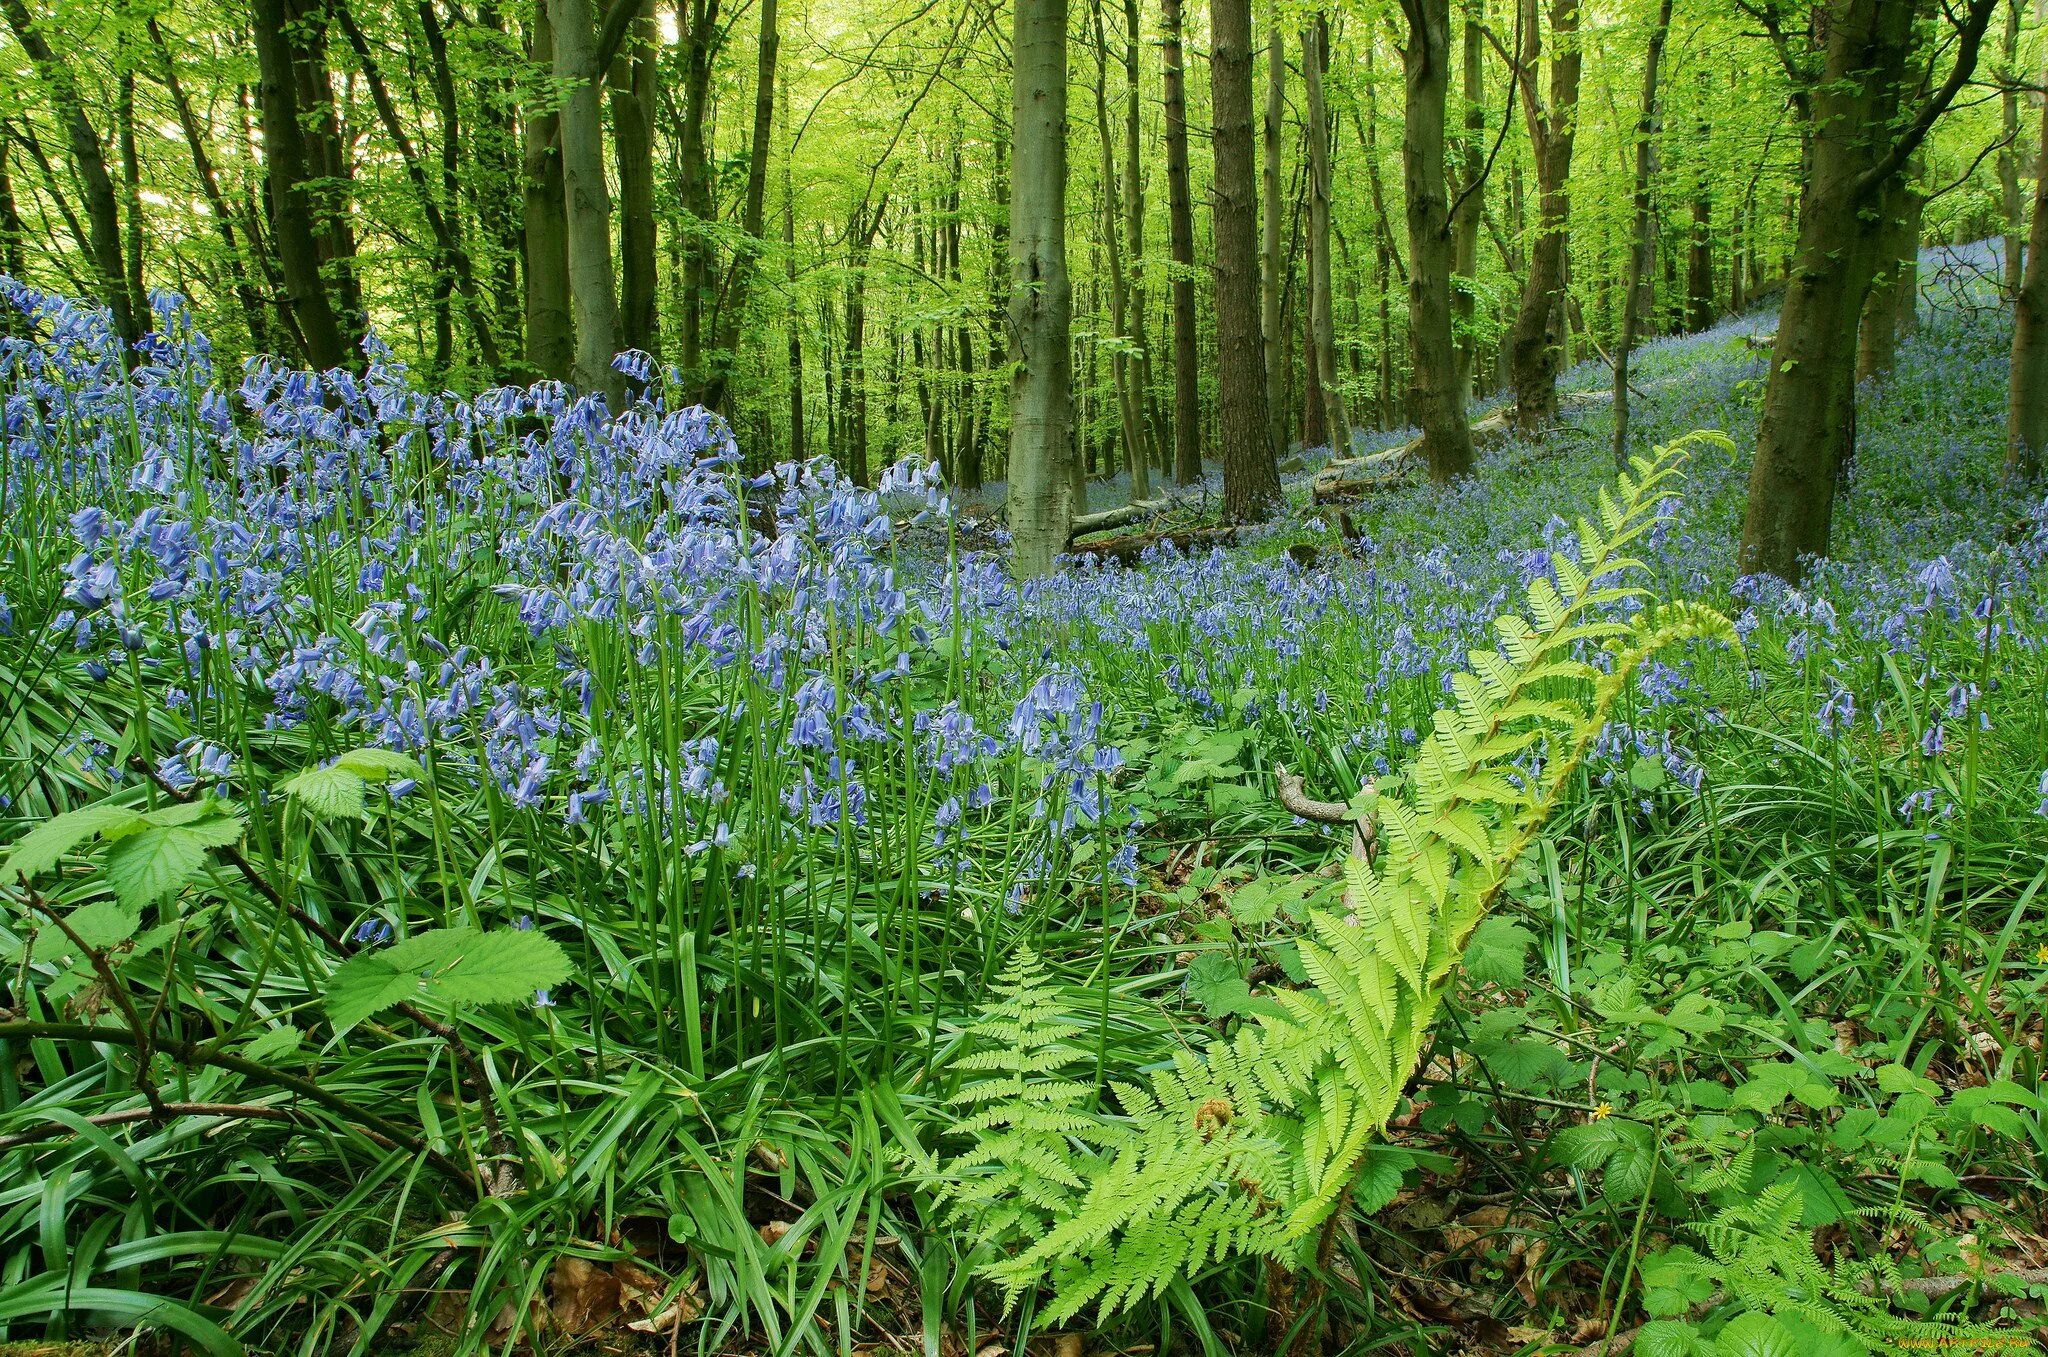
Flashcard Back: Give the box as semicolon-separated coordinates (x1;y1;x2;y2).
1;0;2047;1350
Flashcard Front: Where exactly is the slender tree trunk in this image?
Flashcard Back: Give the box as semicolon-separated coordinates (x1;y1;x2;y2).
522;6;575;382
1123;0;1163;476
675;0;723;384
419;0;468;375
1008;0;1075;573
1858;166;1923;381
1612;0;1671;468
701;0;780;413
553;0;625;401
1302;13;1347;451
1161;0;1204;485
0;0;141;349
2010;32;2048;480
784;82;806;461
1261;17;1288;456
116;73;145;316
612;1;660;359
149;20;279;356
2000;0;2024;297
334;0;507;376
1452;1;1485;408
1093;0;1151;500
1211;0;1283;518
251;0;353;369
1505;0;1581;429
1739;0;1996;581
1401;0;1475;480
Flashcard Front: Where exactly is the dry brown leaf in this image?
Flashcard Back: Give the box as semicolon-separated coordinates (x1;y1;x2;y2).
1052;1334;1084;1357
549;1256;622;1335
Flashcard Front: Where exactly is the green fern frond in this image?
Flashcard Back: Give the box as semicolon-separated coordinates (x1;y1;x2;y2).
942;434;1745;1317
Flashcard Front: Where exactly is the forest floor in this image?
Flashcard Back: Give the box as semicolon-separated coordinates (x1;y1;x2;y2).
2;242;2044;1357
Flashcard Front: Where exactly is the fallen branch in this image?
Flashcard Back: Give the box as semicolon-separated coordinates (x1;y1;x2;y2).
1069;488;1207;541
1068;525;1238;565
1274;765;1376;861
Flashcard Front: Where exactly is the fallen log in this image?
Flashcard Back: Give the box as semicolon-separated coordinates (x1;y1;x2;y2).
1068;488;1206;541
1067;525;1238;566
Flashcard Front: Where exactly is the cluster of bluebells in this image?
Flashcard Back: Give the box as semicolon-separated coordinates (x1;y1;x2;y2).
7;262;2048;947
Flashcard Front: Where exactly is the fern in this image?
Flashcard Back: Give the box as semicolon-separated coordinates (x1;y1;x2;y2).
944;435;1745;1321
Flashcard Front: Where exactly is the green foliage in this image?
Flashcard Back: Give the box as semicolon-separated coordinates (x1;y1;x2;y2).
944;437;1745;1319
281;746;424;822
326;926;571;1034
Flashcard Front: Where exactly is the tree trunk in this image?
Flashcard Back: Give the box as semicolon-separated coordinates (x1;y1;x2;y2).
1093;0;1151;500
1302;13;1348;452
251;0;353;369
1008;0;1075;573
1161;0;1204;485
2000;0;2024;297
2010;32;2048;480
1;0;141;349
1211;0;1284;519
1739;0;1997;581
1401;0;1475;481
1123;0;1164;477
1612;0;1671;468
553;0;626;402
523;4;575;381
1858;168;1923;381
675;0;723;385
1505;0;1580;429
701;0;779;414
1452;2;1485;408
612;1;660;360
1261;17;1288;457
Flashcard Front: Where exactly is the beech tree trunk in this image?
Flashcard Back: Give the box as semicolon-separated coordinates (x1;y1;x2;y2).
1858;168;1923;382
1451;3;1485;408
1401;0;1475;481
1302;13;1348;452
1008;0;1074;574
1504;0;1581;430
251;0;354;370
1211;0;1284;520
1124;0;1165;476
1161;0;1205;485
612;1;660;360
1261;18;1288;457
553;0;625;402
1093;0;1150;501
2010;33;2048;481
701;0;780;414
0;0;139;350
2000;0;2024;297
523;4;575;382
1612;0;1671;468
1739;0;1997;582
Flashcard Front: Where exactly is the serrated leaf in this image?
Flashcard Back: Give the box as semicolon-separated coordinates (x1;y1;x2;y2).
425;928;572;1006
1463;917;1533;988
1185;953;1254;1018
282;765;367;822
332;747;424;783
4;803;147;881
239;1026;305;1064
326;949;433;1035
30;900;141;962
102;815;242;909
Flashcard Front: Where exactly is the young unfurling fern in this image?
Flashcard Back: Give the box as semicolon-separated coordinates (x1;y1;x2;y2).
944;436;1744;1321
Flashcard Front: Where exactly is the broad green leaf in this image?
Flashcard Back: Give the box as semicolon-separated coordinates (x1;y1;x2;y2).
30;900;141;962
332;747;423;783
424;928;572;1006
102;815;243;909
1713;1313;1800;1357
326;950;432;1035
1184;952;1253;1017
4;803;147;881
1463;917;1533;988
281;765;367;822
